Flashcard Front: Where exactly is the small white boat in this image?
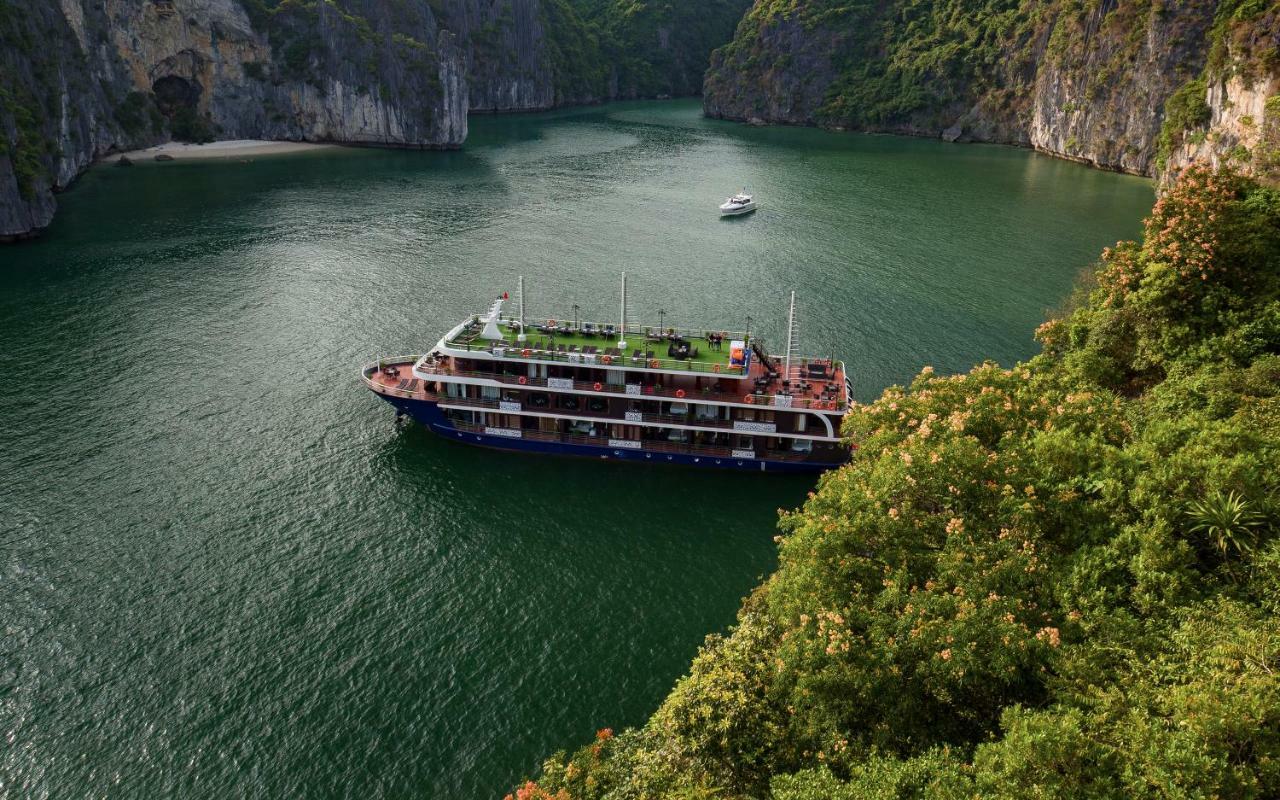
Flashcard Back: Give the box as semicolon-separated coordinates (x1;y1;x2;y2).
719;191;757;216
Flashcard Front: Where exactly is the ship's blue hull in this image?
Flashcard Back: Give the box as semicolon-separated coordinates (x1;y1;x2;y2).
374;393;844;474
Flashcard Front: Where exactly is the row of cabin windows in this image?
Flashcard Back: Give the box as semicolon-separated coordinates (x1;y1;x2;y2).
451;410;815;452
459;384;799;426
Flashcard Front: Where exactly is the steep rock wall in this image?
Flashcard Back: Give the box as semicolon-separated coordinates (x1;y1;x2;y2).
1169;74;1280;180
0;0;147;237
1027;0;1215;174
703;0;1279;183
1;0;750;240
1164;3;1280;186
0;0;468;240
436;0;556;112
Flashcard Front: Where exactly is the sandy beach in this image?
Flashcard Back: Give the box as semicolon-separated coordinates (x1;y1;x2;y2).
102;139;339;163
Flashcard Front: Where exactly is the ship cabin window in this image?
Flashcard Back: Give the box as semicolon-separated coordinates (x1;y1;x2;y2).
527;392;550;408
482;385;500;401
795;413;807;432
694;404;717;421
665;428;689;443
736;435;754;449
502;391;521;403
559;395;581;412
446;383;465;399
668;402;689;416
791;438;813;454
569;420;597;437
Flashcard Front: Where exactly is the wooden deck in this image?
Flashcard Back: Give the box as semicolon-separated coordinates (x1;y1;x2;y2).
365;359;434;399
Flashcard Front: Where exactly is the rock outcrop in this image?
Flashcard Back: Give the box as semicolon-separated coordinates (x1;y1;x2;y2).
1163;4;1280;187
1025;0;1216;175
0;0;750;240
704;0;1280;184
0;0;469;240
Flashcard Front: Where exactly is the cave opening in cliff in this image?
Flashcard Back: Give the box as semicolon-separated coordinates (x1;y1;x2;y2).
151;75;216;143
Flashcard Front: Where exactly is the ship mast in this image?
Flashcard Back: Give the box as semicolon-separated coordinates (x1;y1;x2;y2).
784;290;797;382
517;275;527;342
618;271;628;350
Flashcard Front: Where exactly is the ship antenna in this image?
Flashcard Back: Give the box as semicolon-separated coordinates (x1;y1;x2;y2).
618;271;628;350
784;290;797;383
517;275;527;342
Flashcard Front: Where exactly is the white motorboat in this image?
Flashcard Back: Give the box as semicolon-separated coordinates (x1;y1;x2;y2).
719;191;757;216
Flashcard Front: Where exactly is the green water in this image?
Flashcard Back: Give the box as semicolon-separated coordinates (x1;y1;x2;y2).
0;100;1152;797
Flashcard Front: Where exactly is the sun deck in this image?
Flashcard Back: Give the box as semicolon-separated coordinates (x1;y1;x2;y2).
444;317;749;376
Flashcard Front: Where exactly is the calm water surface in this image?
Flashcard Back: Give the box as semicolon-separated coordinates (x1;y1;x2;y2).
0;100;1152;797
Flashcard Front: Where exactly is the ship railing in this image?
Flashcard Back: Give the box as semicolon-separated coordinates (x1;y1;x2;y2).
444;338;750;377
417;365;848;412
362;357;437;400
450;422;812;462
493;316;750;343
435;394;762;431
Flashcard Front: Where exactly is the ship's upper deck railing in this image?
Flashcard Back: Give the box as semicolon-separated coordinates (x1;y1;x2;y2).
498;315;753;342
443;316;815;376
442;315;759;373
413;362;849;412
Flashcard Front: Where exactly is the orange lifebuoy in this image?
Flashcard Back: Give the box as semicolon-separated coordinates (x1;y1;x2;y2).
593;382;603;391
518;376;528;385
745;394;754;404
650;359;661;368
601;355;612;365
548;319;556;327
675;389;686;399
522;348;532;357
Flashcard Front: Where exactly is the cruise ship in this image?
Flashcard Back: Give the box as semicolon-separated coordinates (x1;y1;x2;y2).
362;278;851;473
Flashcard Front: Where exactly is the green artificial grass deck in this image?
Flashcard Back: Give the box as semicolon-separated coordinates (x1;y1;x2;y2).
449;324;741;369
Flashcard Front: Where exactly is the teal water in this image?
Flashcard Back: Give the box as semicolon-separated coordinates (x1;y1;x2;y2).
0;100;1152;797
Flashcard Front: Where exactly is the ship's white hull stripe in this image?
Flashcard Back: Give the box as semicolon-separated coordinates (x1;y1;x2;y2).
435;403;841;443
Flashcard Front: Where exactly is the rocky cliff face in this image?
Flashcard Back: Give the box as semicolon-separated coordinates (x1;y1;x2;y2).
0;0;469;240
107;0;467;146
1026;0;1216;175
437;0;557;112
1163;3;1280;187
705;0;1280;184
0;0;749;240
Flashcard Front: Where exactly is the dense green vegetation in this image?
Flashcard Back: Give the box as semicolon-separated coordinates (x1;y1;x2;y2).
521;0;751;103
1157;77;1212;168
707;0;1035;128
563;0;753;99
513;167;1280;798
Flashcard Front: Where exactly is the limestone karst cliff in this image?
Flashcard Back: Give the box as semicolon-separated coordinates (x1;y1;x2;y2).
0;0;749;240
704;0;1280;184
0;0;468;239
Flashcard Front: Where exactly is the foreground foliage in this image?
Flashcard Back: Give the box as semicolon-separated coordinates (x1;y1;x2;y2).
515;167;1280;798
